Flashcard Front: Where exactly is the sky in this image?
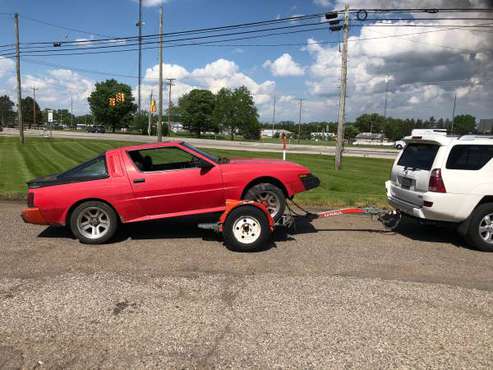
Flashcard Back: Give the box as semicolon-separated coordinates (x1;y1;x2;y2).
0;0;492;123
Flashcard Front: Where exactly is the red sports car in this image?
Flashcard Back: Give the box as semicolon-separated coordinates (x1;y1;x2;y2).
22;141;319;244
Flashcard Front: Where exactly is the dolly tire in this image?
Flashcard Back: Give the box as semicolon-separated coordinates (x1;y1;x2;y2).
223;205;271;252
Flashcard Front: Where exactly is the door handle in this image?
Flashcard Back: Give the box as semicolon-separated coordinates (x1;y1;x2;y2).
133;178;145;183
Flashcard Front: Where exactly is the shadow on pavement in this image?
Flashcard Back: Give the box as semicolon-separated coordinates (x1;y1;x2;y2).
37;213;470;251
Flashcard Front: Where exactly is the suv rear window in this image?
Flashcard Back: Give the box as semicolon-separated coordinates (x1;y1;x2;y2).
446;145;493;170
397;143;440;170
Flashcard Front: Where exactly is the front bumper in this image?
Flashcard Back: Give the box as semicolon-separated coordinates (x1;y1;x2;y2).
301;174;320;191
21;208;49;225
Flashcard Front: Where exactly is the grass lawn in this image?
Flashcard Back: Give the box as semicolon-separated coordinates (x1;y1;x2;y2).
0;136;392;207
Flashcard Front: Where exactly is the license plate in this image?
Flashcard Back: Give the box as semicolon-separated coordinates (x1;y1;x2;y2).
401;177;412;188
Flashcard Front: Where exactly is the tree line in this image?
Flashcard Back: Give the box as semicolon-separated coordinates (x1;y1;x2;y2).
265;112;478;142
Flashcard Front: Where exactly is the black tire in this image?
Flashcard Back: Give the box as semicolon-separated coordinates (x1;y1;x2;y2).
464;203;493;252
223;205;271;252
70;201;118;245
243;183;286;222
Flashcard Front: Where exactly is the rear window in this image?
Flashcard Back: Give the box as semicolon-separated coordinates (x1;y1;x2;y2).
446;145;493;170
59;155;108;179
397;143;440;170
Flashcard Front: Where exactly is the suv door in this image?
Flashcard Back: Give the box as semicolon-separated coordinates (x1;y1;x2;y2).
389;142;441;207
125;146;225;217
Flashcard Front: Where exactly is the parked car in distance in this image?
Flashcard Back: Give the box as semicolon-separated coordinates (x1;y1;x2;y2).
21;141;320;246
87;125;106;133
386;132;493;251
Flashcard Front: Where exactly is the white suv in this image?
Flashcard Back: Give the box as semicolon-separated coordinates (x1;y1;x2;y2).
386;132;493;252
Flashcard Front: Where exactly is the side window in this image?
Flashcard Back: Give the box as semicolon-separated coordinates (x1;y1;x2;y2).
128;147;197;172
446;145;493;170
60;156;108;179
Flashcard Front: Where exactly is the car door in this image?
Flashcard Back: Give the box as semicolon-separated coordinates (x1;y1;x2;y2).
125;145;225;217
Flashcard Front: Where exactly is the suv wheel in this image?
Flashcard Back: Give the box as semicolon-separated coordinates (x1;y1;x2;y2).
70;201;118;244
465;203;493;252
243;183;286;222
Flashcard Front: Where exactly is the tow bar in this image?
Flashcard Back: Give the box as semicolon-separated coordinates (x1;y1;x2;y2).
198;199;401;252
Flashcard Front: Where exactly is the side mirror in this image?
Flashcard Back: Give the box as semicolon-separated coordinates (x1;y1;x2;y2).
193;157;213;170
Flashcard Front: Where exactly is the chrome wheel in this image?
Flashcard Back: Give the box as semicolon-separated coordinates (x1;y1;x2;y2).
232;216;261;244
479;212;493;245
76;207;110;240
254;191;281;217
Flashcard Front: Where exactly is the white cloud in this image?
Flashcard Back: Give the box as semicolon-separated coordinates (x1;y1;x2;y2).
0;57;14;78
144;63;189;80
263;53;305;77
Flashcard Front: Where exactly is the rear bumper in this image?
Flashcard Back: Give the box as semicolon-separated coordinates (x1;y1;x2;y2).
21;208;49;225
301;174;320;191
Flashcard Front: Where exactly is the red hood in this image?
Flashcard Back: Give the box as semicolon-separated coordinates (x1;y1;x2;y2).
224;158;307;171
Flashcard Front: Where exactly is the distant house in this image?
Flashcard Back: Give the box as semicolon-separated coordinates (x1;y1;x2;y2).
311;132;335;140
478;119;493;134
353;132;393;146
170;122;185;133
261;129;292;138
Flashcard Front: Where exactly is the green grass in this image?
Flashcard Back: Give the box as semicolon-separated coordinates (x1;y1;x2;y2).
0;136;392;207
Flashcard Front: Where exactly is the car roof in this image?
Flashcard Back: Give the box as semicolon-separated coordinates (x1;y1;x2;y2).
107;140;184;154
404;134;493;146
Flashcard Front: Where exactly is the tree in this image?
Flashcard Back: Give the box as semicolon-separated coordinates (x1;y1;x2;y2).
453;114;476;135
0;95;14;127
232;86;260;140
354;113;385;133
87;79;136;132
21;96;42;128
213;88;235;139
178;89;216;136
345;125;359;143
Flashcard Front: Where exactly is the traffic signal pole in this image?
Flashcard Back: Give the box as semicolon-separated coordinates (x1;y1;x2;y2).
14;13;24;144
157;5;163;142
335;4;349;170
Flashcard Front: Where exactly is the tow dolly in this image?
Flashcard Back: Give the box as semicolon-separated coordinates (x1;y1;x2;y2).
198;199;402;252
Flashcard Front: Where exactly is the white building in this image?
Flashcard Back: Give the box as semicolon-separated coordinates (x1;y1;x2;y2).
353;132;394;146
261;129;292;138
311;132;335;140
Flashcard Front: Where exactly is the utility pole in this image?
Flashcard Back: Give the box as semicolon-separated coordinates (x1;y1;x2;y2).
32;87;37;129
70;96;74;128
157;5;163;142
148;90;153;136
166;78;175;135
335;3;349;170
137;0;143;113
271;95;276;134
383;76;389;118
297;98;303;144
15;13;24;144
451;93;457;133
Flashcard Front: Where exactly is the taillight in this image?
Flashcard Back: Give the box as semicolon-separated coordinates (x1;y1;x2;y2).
27;192;34;208
428;169;446;193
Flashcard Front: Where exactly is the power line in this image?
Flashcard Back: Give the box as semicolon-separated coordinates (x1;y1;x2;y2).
20;14;113;38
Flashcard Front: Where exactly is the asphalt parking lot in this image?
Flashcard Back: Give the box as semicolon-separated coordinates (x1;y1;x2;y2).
1;201;492;369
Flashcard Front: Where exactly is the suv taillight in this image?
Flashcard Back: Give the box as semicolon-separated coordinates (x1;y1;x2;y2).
27;192;34;208
428;169;446;193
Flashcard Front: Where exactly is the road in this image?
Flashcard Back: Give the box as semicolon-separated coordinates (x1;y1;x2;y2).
1;128;398;159
1;201;492;369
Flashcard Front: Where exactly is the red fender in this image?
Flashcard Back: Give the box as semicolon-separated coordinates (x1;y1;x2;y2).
219;199;274;232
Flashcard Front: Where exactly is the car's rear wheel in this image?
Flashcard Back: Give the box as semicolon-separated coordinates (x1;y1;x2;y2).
465;203;493;252
70;201;118;244
243;183;286;222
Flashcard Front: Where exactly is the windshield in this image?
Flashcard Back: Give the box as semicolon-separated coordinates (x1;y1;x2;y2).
181;142;225;163
397;143;440;171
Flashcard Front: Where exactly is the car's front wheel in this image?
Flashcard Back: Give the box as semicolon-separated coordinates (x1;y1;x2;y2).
70;201;118;244
243;183;286;222
465;203;493;252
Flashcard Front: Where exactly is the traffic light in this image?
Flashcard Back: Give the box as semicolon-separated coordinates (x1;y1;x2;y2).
150;98;156;113
108;97;116;107
325;11;338;20
116;92;125;103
